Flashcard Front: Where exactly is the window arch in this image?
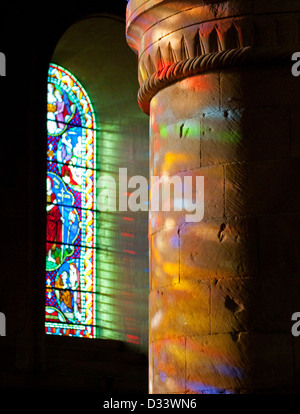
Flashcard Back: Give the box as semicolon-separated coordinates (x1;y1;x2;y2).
45;63;97;338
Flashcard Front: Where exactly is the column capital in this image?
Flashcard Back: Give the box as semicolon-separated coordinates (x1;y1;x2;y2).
126;0;300;114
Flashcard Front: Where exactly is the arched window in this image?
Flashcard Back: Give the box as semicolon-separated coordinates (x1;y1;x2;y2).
45;63;97;338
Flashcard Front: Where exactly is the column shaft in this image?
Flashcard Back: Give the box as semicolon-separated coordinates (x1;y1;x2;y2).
126;0;300;394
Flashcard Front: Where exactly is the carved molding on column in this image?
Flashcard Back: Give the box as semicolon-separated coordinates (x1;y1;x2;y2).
138;45;295;114
126;0;300;114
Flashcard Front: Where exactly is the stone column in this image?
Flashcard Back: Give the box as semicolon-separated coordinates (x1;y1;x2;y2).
126;0;300;394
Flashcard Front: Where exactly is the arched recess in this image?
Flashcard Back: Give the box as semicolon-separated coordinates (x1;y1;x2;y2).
0;4;149;394
47;14;150;347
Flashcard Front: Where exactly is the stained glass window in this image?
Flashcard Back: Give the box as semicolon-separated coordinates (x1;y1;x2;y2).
45;64;97;338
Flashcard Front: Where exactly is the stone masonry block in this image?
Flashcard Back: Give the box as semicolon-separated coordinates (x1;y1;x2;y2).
211;277;298;335
150;337;186;394
150;72;220;126
186;332;293;393
200;108;243;166
200;106;290;166
211;278;248;335
221;66;300;111
240;106;290;161
195;165;224;220
186;333;250;392
150;225;180;290
150;117;201;177
149;164;224;235
180;216;258;280
149;280;211;342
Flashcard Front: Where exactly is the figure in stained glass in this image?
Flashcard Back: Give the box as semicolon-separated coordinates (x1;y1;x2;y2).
46;172;80;271
59;132;73;164
54;261;81;322
47;83;76;136
54;89;67;131
69;262;81;318
48;143;54;164
46;176;63;264
47;83;57;134
55;270;73;315
56;127;84;191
